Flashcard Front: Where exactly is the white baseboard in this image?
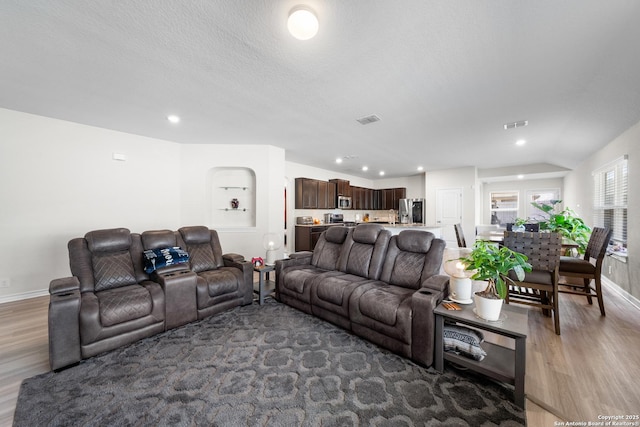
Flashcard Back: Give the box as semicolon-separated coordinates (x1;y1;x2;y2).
603;277;640;311
0;289;49;304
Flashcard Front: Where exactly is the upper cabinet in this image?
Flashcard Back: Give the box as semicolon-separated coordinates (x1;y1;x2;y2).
295;178;336;209
295;177;404;211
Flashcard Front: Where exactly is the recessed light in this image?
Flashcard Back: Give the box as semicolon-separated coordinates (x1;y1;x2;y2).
362;166;368;171
379;171;385;176
517;174;524;179
417;166;424;171
167;115;180;124
516;139;526;146
335;158;343;164
287;7;319;40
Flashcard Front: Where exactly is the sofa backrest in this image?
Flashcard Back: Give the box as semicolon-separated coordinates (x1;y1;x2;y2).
311;226;350;270
69;227;147;293
177;226;224;273
379;230;445;289
141;229;179;250
336;224;391;280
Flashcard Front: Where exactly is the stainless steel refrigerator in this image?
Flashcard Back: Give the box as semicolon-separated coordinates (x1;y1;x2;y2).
398;198;425;224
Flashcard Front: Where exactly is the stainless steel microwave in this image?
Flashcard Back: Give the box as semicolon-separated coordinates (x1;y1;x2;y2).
337;195;352;209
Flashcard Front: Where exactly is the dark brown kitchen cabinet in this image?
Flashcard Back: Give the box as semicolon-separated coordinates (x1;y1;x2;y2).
329;179;351;197
295;178;336;209
295;178;318;209
317;180;337;209
382;187;407;210
373;189;383;210
295;225;330;251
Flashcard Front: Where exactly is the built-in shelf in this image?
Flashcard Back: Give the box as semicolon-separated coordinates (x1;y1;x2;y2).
219;208;248;212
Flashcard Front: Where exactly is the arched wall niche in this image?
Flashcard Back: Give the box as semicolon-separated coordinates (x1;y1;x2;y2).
208;167;256;228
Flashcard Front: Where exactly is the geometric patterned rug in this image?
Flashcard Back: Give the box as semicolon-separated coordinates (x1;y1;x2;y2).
14;300;525;426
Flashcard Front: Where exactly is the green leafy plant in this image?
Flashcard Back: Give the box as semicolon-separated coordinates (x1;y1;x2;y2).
459;240;532;299
514;217;528;227
531;200;591;254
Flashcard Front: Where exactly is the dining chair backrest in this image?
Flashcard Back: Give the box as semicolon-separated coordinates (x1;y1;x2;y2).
503;231;562;273
454;224;466;248
584;227;612;265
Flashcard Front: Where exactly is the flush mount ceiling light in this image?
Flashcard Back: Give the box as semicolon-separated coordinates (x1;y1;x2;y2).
362;166;369;172
167;115;180;124
335;157;343;164
516;139;526;146
379;171;385;176
417;166;424;171
517;174;524;179
287;6;319;40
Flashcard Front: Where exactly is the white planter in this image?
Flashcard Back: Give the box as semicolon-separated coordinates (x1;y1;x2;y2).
474;293;504;321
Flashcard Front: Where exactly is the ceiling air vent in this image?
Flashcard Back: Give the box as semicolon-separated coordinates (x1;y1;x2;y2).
357;114;381;125
503;120;528;130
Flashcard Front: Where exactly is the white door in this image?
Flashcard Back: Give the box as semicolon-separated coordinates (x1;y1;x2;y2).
436;188;463;247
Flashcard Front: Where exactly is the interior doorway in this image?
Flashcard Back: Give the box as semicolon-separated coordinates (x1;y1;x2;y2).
436;187;463;247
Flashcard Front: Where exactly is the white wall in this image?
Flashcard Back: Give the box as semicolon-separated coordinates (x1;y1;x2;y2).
564;120;640;299
180;144;285;261
0;108;181;301
0;108;286;302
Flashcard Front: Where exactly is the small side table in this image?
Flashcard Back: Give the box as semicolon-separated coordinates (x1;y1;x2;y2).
434;302;528;408
254;264;276;305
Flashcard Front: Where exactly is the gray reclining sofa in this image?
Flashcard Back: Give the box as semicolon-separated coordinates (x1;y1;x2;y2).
275;223;449;366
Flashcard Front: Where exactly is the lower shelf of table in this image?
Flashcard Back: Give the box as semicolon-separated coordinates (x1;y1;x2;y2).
444;342;515;385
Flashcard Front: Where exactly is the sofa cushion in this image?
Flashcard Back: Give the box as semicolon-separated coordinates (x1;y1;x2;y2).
357;285;414;326
98;284;152;327
141;230;177;250
352;224;383;245
198;268;239;298
325;226;349;244
387;251;426;289
85;228;132;253
92;251;138;291
189;243;217;273
396;230;433;253
179;226;212;244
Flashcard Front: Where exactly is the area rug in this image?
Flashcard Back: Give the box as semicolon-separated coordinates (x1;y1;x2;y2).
14;300;525;426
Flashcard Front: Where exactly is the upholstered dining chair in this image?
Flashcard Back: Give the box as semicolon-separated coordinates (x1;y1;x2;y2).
454;224;467;248
503;231;563;335
558;227;612;316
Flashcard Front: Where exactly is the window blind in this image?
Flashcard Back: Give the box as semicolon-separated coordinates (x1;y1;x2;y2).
593;155;628;244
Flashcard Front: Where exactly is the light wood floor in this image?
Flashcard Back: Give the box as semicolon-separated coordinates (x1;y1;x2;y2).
1;284;639;426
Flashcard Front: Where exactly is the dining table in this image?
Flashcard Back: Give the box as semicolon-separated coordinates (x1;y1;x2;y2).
475;231;579;251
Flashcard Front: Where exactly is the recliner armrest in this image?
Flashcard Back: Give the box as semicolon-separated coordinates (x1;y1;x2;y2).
223;253;245;263
49;276;80;295
421;274;450;294
48;277;81;370
410;287;446;367
288;251;313;259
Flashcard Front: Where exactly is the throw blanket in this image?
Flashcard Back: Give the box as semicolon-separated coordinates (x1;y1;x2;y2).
143;247;189;273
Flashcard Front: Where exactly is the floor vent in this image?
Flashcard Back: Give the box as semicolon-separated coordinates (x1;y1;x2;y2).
357;114;381;125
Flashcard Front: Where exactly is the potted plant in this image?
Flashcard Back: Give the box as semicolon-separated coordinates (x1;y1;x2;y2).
512;217;527;232
458;240;532;320
531;200;591;254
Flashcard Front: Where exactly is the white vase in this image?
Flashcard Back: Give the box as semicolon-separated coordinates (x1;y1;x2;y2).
474;293;504;321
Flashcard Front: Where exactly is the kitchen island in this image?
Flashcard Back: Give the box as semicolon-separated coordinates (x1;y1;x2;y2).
358;222;442;238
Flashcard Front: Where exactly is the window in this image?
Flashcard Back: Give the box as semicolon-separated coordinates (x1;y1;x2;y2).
527;189;561;221
593;156;627;256
490;191;518;226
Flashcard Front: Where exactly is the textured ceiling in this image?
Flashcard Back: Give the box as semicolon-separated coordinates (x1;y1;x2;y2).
2;1;640;179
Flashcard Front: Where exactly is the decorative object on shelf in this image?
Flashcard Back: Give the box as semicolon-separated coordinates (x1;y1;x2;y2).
251;257;264;267
443;248;474;304
458;240;531;321
262;233;282;265
230;198;239;209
